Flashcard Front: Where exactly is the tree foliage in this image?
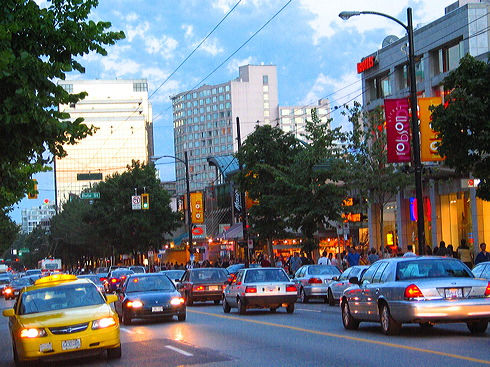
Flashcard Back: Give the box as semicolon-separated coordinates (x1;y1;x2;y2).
430;54;490;200
0;0;125;210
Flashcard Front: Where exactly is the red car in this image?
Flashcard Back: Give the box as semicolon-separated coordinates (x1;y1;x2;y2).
177;268;228;305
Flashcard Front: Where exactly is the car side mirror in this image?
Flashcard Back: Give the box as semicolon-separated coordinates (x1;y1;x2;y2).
106;294;118;304
349;277;360;285
2;309;14;317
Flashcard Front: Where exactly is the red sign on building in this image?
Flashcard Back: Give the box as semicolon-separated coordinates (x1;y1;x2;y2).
357;55;376;73
385;98;411;163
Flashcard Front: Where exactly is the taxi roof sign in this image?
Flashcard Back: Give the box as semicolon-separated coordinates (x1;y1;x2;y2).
34;274;77;285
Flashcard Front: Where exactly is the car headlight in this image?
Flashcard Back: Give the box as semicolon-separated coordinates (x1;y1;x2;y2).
126;300;143;308
170;297;185;306
20;328;47;338
92;317;117;330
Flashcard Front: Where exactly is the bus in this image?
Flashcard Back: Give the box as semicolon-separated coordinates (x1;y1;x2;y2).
38;258;62;273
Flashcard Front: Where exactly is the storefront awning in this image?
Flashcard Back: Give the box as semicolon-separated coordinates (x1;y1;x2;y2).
221;222;243;239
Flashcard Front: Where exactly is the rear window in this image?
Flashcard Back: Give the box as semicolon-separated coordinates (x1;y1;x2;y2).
307;266;341;276
190;269;227;282
112;270;134;277
126;275;174;292
244;269;290;283
396;259;473;281
19;283;105;315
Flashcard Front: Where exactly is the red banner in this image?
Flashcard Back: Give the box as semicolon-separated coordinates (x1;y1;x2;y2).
384;98;411;163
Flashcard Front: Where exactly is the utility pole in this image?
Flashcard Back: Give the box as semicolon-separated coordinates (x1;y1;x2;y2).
236;117;250;268
185;151;193;266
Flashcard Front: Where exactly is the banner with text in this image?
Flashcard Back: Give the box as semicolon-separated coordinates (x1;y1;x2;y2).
190;192;204;224
419;97;444;162
384;98;411;163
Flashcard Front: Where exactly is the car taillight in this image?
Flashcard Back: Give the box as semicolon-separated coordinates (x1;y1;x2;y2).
485;282;490;297
405;284;424;299
286;284;297;292
308;278;323;284
222;284;227;290
193;285;205;291
245;286;257;293
99;277;107;282
121;276;126;280
110;278;118;283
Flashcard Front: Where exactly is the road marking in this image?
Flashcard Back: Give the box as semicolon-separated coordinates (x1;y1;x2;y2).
165;345;193;356
119;327;134;334
297;308;322;313
189;310;490;365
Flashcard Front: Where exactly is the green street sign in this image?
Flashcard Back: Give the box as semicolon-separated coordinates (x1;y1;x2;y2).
81;192;100;199
19;248;30;253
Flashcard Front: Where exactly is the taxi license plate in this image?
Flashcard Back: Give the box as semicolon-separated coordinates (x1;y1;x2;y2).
209;286;219;291
444;288;463;299
152;306;163;312
61;339;81;351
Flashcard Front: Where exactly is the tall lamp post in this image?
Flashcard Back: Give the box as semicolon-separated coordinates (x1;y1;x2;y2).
150;152;194;261
339;8;426;255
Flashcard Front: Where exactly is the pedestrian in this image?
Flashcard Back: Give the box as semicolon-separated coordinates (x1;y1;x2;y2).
446;244;455;258
367;248;379;264
318;251;328;265
457;239;473;268
327;253;334;266
359;251;369;265
289;252;302;275
275;256;283;268
346;247;360;267
403;244;417;257
425;245;433;255
332;253;340;269
261;254;271;267
475;243;490;265
437;241;447;256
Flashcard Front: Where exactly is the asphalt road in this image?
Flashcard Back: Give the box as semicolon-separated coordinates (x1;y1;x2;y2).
0;297;488;367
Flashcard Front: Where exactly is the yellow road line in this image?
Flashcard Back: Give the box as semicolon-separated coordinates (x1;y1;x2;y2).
189;309;490;365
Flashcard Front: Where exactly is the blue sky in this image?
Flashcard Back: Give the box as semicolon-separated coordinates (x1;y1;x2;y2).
11;0;452;223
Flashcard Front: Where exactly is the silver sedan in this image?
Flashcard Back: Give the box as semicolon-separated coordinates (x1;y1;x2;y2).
293;265;341;303
326;265;369;306
341;257;490;335
472;261;490;280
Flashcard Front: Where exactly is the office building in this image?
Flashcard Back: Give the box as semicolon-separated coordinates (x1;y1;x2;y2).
56;80;153;208
21;203;56;234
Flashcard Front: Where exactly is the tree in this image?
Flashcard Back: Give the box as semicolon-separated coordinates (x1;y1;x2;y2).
280;109;348;256
235;125;302;261
430;54;490;200
0;0;125;209
0;211;19;255
345;103;410;253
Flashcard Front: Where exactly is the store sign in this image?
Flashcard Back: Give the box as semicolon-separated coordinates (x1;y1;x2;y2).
191;224;206;238
190;192;204;224
419;97;444;162
385;98;411;163
357;55;376;73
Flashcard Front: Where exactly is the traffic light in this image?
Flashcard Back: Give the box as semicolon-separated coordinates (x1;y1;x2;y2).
27;179;38;199
141;193;149;210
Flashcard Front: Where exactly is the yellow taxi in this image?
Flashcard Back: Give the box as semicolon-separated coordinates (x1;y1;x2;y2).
2;274;121;366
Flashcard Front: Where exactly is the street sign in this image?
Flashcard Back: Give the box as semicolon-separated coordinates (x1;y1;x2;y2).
81;192;100;199
19;248;30;254
247;239;253;249
132;195;141;210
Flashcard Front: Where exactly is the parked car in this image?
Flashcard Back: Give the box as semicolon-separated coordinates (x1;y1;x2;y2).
115;273;186;325
105;269;134;293
129;265;146;274
177;268;228;305
77;274;105;294
472;261;490;280
293;265;342;303
326;265;369;306
223;267;298;314
160;270;185;286
341;257;490;335
2;274;120;365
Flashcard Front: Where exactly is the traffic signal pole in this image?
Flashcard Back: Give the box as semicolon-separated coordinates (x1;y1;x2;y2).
236;117;250;268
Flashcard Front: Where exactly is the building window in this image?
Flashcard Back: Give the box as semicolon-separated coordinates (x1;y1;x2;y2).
61;84;73;93
397;60;424;91
434;40;464;75
263;75;269;85
133;82;148;92
263;85;269;92
368;72;391;101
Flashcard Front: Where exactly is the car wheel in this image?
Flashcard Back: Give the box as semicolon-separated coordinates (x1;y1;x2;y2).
237;297;246;315
299;288;309;303
467;320;488;334
214;299;221;305
341;301;359;330
121;310;132;326
107;345;122;359
328;289;335;306
380;304;401;335
178;313;186;322
286;303;294;313
222;298;231;313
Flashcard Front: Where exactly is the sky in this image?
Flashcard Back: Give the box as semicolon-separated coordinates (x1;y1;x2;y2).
10;0;453;223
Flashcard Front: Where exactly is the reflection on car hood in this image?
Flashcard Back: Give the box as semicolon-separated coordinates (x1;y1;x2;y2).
18;303;113;328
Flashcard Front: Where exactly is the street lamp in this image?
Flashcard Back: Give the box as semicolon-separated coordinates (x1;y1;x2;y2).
339;8;426;255
150;152;194;262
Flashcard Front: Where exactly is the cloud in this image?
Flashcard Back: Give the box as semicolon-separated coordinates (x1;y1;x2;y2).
99;45;141;77
125;12;139;22
226;56;255;74
126;22;150;42
199;38;224;56
182;24;194;39
212;0;237;13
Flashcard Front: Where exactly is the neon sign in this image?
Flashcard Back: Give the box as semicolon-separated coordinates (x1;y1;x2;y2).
357;55;376;73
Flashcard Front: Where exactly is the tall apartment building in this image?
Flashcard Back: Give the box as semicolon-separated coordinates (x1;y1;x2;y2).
56;80;153;208
278;99;330;141
21;203;56;234
357;0;489;252
171;65;279;194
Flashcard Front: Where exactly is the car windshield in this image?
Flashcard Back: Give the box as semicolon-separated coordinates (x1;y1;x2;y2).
112;270;133;277
396;259;473;281
244;269;290;283
130;266;145;273
307;266;341;275
19;283;105;314
190;269;228;282
126;275;175;292
13;278;33;287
